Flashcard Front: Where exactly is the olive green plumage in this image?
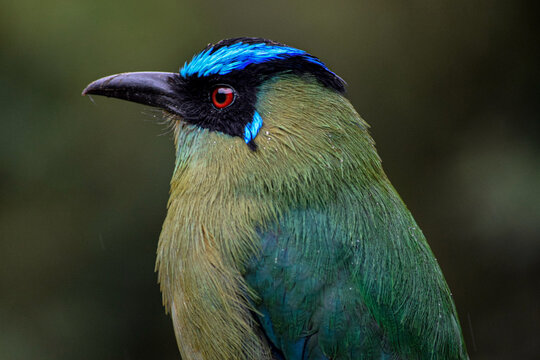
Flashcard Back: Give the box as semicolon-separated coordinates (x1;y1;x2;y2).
156;75;468;359
82;37;468;358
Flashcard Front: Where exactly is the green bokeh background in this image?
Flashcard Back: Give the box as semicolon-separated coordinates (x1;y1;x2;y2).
1;1;538;359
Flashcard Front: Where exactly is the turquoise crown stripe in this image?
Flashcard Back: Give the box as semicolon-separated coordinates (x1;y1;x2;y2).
180;42;331;78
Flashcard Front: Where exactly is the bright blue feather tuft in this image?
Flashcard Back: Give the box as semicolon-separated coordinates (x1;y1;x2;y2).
244;111;263;144
180;42;331;78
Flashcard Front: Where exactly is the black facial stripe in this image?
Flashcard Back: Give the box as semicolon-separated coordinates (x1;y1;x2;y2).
240;57;346;93
170;52;345;145
169;71;258;140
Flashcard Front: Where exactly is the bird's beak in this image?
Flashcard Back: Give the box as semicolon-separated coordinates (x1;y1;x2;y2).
82;72;184;115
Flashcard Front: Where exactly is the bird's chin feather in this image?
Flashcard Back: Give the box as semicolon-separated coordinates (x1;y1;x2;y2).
159;112;188;137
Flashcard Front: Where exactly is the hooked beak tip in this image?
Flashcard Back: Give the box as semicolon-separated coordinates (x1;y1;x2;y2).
81;72;184;115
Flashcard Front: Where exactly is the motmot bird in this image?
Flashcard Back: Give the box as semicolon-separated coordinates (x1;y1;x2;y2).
83;38;468;359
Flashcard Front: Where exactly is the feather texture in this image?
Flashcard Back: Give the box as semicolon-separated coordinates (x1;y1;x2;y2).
180;40;330;78
156;75;468;359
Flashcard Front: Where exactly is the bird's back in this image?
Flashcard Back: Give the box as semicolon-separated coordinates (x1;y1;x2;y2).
243;78;468;359
245;181;467;359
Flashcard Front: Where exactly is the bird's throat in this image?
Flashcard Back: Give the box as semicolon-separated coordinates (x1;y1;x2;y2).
155;132;274;359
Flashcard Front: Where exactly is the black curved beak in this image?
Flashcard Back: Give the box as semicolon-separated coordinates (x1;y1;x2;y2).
82;72;184;115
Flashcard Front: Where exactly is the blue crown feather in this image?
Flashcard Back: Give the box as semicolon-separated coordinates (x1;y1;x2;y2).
180;41;332;78
179;40;341;149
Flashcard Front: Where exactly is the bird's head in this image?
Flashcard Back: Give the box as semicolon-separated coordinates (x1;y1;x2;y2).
84;38;380;198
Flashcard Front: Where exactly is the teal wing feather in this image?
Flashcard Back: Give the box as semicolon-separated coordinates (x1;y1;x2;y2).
244;184;468;359
245;207;392;359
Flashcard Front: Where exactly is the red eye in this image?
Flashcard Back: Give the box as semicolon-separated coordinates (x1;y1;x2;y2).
211;86;235;109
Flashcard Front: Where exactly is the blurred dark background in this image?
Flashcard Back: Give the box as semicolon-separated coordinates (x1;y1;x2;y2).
1;1;538;359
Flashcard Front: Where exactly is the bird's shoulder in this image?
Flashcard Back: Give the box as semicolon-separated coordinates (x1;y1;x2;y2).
244;185;468;359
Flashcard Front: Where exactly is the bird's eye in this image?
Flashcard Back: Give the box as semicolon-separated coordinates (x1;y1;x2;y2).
211;86;235;109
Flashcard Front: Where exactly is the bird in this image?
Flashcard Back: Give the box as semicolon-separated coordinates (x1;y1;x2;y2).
83;37;469;360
